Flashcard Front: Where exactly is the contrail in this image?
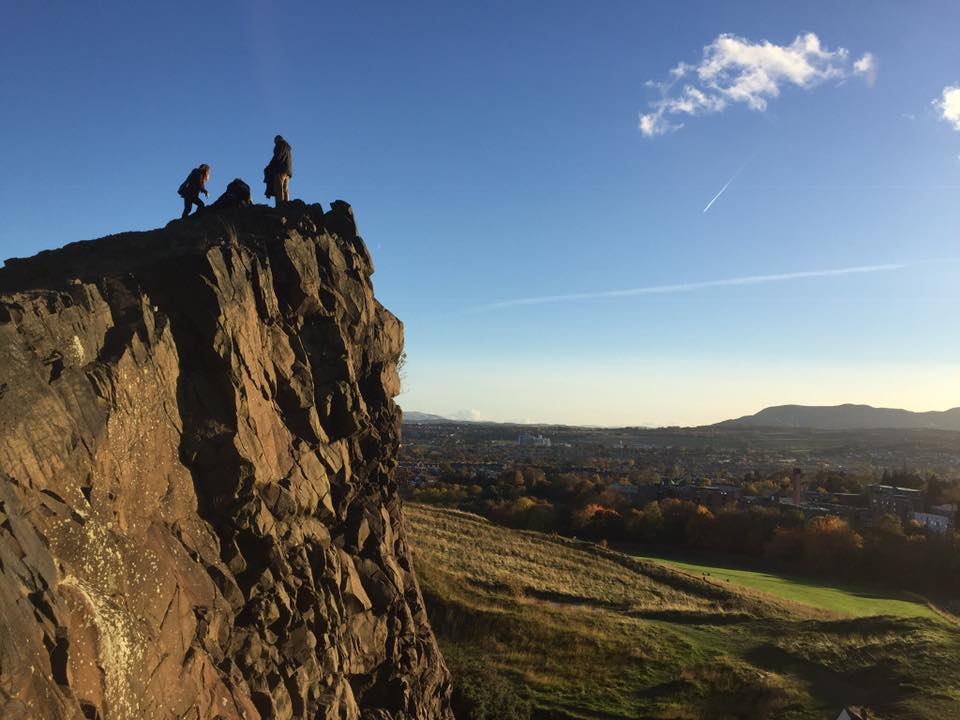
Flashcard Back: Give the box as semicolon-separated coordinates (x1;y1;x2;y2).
476;262;910;311
703;177;735;213
703;154;756;213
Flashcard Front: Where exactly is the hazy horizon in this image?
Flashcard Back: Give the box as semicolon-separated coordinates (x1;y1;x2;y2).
401;365;960;427
3;1;959;426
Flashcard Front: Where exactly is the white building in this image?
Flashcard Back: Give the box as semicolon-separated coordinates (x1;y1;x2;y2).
517;433;551;447
911;511;950;534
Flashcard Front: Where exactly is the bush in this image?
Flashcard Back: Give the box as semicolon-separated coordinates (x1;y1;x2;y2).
766;516;862;577
571;503;623;539
449;657;531;720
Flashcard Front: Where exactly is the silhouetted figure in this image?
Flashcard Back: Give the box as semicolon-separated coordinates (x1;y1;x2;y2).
178;164;210;218
211;178;253;209
264;135;292;207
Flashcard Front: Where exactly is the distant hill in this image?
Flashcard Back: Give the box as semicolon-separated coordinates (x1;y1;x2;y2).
715;404;960;431
402;410;455;424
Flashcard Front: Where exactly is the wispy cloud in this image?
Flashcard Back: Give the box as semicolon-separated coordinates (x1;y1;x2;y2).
476;262;908;311
640;33;876;137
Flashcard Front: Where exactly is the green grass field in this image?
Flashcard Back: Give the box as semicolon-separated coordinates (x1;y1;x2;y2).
629;552;941;620
407;503;960;720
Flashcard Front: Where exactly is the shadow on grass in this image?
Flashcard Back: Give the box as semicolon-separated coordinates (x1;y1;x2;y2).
744;642;904;710
628;609;752;625
524;587;629;611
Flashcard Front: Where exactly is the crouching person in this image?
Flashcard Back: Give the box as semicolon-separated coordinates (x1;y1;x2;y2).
210;178;253;209
178;164;210;218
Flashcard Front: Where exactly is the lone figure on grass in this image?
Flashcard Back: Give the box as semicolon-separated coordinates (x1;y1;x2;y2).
264;135;293;207
178;164;210;218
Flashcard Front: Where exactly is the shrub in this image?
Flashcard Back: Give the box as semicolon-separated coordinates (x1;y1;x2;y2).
449;657;531;720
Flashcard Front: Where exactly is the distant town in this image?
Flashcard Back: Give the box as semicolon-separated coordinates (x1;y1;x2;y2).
400;418;960;603
401;420;959;531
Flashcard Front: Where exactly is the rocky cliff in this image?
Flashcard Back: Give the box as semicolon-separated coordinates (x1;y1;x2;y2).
0;202;452;720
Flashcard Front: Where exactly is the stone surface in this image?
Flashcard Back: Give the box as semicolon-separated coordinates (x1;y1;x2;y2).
0;202;452;720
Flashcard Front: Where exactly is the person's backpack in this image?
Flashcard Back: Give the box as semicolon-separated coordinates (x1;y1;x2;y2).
178;168;199;198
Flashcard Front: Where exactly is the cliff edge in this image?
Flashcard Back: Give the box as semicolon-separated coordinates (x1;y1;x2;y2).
0;202;452;720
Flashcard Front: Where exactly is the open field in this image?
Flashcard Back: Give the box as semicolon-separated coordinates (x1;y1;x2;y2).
627;552;941;620
407;503;960;719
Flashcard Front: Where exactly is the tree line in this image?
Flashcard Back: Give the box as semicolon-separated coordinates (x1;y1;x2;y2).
401;464;960;602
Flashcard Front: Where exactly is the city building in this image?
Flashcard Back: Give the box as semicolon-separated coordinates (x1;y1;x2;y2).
518;433;552;447
865;485;922;520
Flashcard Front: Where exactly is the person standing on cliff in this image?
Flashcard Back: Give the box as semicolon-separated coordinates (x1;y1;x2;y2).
264;135;292;207
178;164;210;219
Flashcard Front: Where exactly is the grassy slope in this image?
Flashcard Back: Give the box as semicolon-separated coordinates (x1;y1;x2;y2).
407;503;960;720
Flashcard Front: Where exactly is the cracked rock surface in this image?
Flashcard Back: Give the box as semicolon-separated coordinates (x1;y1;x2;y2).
0;201;452;720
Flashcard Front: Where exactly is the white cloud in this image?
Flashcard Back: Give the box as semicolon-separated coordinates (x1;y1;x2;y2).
934;85;960;130
640;32;876;137
639;111;673;137
853;51;877;86
450;408;486;421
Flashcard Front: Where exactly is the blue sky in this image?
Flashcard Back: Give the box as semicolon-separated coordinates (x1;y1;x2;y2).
2;1;960;425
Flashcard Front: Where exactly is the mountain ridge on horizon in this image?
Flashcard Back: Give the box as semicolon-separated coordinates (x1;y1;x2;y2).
714;403;960;431
400;410;637;429
404;404;960;431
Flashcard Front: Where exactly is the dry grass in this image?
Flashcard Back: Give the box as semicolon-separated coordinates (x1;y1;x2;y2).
409;503;769;617
407;502;960;720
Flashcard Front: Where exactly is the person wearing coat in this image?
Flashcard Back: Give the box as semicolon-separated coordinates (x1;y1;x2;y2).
264;135;292;207
178;164;210;218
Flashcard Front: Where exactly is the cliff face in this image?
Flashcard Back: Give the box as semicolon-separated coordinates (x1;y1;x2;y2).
0;202;452;720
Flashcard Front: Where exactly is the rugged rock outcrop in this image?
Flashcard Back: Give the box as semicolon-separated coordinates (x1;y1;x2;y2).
0;202;452;720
